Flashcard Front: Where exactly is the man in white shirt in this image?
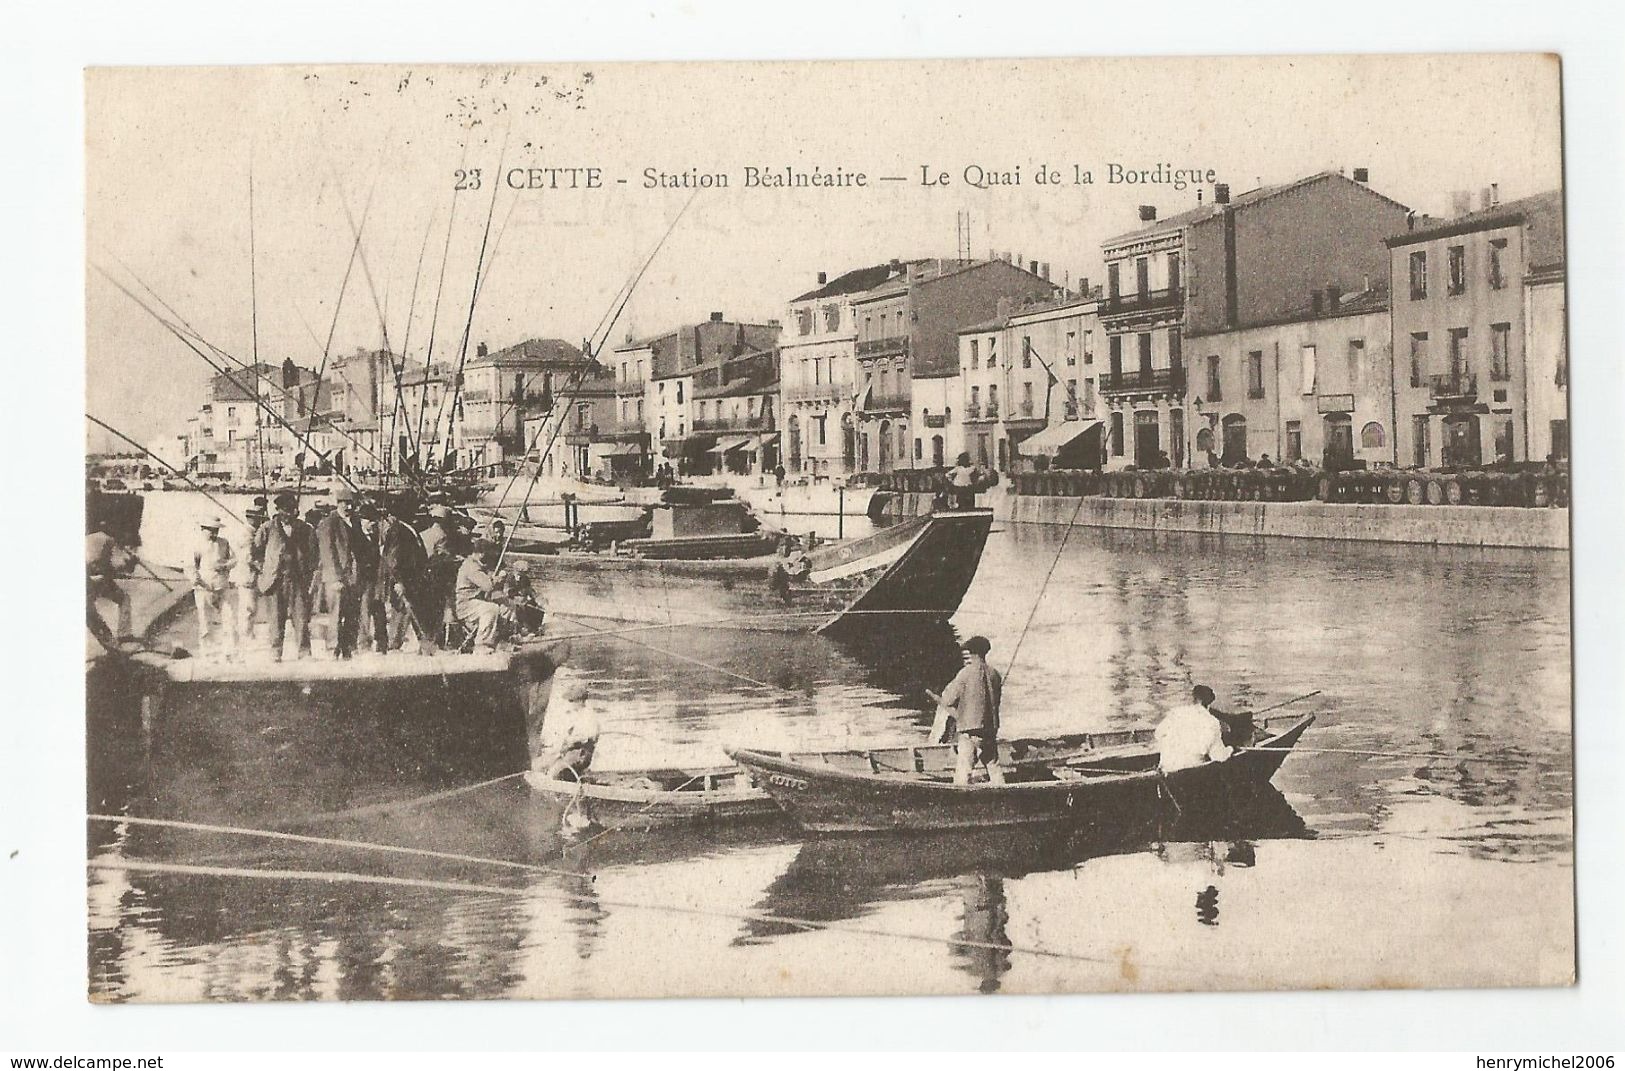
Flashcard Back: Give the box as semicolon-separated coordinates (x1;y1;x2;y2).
188;517;238;656
1155;684;1233;773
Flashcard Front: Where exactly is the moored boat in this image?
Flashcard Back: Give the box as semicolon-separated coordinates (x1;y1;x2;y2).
512;504;993;634
522;764;779;829
728;714;1315;833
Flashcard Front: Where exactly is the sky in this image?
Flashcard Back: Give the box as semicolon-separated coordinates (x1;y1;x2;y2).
84;55;1563;451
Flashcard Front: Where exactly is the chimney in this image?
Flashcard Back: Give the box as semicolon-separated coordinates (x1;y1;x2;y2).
1327;285;1341;311
476;341;488;358
1040;262;1051;281
1214;183;1230;205
1363;273;1371;292
1452;190;1473;217
1137;205;1157;222
709;311;724;323
767;319;781;329
1480;187;1494;211
1079;276;1090;297
1406;210;1417;232
1310;290;1324;316
1029;259;1040;275
1002;251;1012;264
1352;167;1369;183
1490;182;1500;206
1197;188;1204;203
816;271;827;285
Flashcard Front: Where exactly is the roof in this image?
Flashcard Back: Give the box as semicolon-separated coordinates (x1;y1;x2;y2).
1383;189;1564;270
472;337;587;366
849;258;1053;306
789;261;927;303
956;288;1102;336
1184;283;1390;339
1103;171;1412;247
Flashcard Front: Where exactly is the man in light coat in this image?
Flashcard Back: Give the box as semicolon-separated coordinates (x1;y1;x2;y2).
188;517;237;655
315;488;365;658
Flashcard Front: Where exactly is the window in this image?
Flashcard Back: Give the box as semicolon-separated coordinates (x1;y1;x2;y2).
1168;328;1182;371
1412;415;1430;467
987;384;999;416
1361;422;1386;449
1246;351;1264;398
1489;238;1508;290
1167;252;1181;294
1108;335;1122;377
970;339;980;369
796;308;813;336
816;415;827;446
1135;257;1149;296
1490;322;1511;381
987;338;998;368
1021;381;1034;416
914;438;922;461
227;406;236;419
1285;420;1302;461
1170;408;1184;467
1448;328;1469;375
1083;330;1094;365
1409;250;1428;300
1300;345;1317;395
1083;378;1095;410
1550;420;1568;459
1494;418;1514;462
1409;332;1429;387
970;385;980;412
1022;337;1033;369
1065;331;1077;366
1447;245;1466;296
823;304;841;331
1065;379;1079;417
1206;355;1221;401
1109;411;1125;456
1347;339;1364;390
1107;262;1121;299
676;382;684;403
1137;333;1152;376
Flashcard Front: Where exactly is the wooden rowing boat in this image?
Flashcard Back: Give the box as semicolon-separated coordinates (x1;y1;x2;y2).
522;727;1194;830
522;764;779;829
728;714;1316;834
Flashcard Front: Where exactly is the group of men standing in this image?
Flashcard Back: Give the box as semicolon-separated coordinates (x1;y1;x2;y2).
179;488;532;661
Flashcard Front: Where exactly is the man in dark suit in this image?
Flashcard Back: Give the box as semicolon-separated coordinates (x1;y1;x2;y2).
253;491;317;660
378;494;434;653
315;487;365;658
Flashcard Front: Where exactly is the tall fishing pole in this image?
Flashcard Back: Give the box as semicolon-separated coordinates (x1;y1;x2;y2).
492;192;699;572
249;154;270;501
85;414;249;527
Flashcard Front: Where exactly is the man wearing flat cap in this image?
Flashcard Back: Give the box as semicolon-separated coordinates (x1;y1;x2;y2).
936;635;1007;786
454;537;517;651
252;491;317;660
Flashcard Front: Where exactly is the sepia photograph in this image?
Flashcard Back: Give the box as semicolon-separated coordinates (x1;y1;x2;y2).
75;53;1584;1007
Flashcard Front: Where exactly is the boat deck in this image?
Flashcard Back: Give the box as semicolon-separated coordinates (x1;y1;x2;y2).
129;646;549;683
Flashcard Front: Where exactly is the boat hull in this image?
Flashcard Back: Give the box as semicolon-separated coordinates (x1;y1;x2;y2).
514;508;992;633
730;716;1314;834
522;766;779;829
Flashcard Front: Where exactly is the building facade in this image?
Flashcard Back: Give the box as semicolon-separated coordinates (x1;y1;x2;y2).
453;338;590;470
1184;287;1394;468
851;258;1059;473
1384;189;1565;468
1100;170;1411;469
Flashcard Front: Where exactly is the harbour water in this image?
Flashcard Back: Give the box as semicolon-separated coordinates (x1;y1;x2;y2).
87;500;1575;1000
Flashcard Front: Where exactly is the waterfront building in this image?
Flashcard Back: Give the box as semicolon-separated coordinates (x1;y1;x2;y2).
850;258;1058;473
954;290;1107;472
177;359;352;481
1383;188;1565;467
452;338;591;471
1100;170;1411;468
778;263;912;480
693;347;781;476
520;371;620;481
1183;285;1394;467
623;313;781;476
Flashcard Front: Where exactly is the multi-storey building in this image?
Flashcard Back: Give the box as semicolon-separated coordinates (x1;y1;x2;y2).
850;258;1058;473
1101;170;1411;468
620;313;782;476
778;263;914;479
453;338;590;470
180;359;349;480
1183;285;1394;467
954;290;1106;472
1384;189;1565;467
692;347;780;476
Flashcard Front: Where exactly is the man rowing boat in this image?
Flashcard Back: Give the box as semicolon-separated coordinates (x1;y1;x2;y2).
1155;684;1233;773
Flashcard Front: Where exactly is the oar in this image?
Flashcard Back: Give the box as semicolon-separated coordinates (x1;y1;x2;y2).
1243;689;1321;719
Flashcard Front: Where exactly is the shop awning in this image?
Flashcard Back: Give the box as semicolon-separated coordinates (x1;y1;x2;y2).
714;435;753;453
1020;419;1103;456
594;442;643;456
759;433;780;445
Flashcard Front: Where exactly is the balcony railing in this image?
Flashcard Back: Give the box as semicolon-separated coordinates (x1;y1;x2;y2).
785;381;852;403
923;412;948;428
863;392;911;414
1101;367;1187;394
614;378;647;396
856;336;910;359
1007;400;1041;423
692;413;776;433
1429;371;1478;400
1101;287;1183;316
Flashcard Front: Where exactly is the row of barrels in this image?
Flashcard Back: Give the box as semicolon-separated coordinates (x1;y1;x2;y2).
1093;468;1322;502
1316;469;1568;508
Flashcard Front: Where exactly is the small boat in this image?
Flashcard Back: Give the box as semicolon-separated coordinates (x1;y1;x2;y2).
523;764;778;829
524;729;1173;829
728;714;1316;834
510;496;994;634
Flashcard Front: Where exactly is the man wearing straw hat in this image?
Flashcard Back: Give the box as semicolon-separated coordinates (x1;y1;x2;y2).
188;516;238;656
